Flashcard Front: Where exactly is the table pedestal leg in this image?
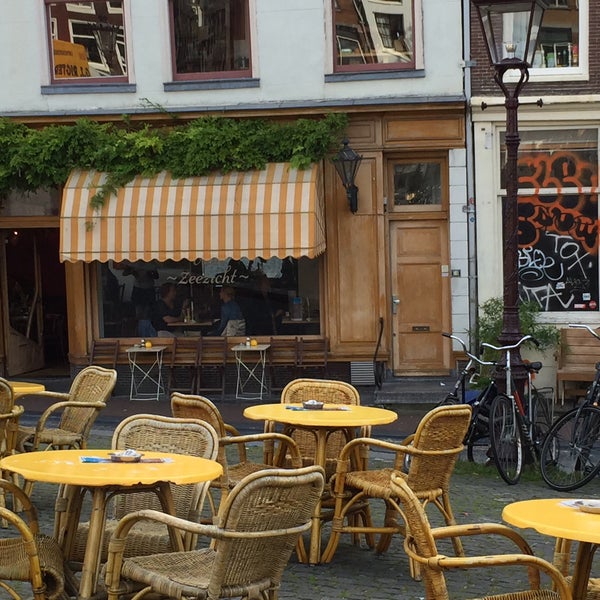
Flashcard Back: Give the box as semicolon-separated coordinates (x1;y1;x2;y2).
572;541;598;600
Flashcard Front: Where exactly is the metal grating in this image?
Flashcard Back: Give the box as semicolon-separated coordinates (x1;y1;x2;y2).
350;361;375;385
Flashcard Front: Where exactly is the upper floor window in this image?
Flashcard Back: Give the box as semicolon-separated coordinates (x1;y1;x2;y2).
499;0;587;78
170;0;251;80
46;1;128;82
332;0;421;73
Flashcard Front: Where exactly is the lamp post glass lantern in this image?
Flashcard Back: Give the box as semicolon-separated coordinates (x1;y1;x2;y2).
332;140;363;213
472;0;547;394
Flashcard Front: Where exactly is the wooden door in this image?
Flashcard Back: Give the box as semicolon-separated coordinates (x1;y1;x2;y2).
0;230;44;375
389;220;450;375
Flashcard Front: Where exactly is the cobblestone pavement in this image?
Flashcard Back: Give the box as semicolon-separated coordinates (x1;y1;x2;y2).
10;394;600;599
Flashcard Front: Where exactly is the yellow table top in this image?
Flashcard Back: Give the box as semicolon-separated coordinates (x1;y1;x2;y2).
244;403;398;428
8;381;45;397
503;498;600;544
0;449;222;488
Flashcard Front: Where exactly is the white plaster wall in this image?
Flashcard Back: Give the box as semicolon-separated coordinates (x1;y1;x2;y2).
0;0;465;115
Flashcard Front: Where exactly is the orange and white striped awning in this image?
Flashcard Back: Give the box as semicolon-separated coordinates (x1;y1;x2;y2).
59;163;325;263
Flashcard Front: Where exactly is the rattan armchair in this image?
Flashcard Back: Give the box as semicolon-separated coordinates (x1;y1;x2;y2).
321;403;471;578
170;392;303;514
64;414;219;569
104;466;325;600
280;378;361;478
0;379;24;500
390;472;571;600
0;479;67;600
17;365;117;453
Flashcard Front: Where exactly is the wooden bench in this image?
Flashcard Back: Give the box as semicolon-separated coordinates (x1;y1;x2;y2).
556;327;600;404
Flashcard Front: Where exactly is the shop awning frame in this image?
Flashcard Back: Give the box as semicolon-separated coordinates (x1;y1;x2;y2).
59;162;325;263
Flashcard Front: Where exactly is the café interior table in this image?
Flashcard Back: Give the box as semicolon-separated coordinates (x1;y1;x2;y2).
503;498;600;600
8;380;45;397
0;449;222;600
243;403;398;564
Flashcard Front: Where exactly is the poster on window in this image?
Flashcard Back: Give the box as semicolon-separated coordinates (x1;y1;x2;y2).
516;144;599;312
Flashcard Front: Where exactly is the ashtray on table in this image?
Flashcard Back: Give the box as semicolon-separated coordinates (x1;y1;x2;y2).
302;400;324;410
109;450;144;463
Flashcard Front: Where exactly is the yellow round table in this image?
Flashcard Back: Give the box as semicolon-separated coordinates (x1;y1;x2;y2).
503;498;600;600
1;449;222;600
244;403;398;564
8;381;45;397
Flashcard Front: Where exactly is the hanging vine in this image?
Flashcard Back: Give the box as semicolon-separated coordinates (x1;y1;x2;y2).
0;112;348;208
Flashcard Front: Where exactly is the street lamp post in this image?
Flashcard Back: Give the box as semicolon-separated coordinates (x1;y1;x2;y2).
471;0;548;395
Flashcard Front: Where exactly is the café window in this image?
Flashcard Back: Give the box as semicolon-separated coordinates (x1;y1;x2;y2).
333;0;420;72
46;0;128;82
498;128;599;313
497;0;585;72
170;0;252;80
98;257;320;338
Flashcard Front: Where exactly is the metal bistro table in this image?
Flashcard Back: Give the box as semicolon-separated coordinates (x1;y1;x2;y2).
232;343;270;400
0;449;223;600
126;345;167;401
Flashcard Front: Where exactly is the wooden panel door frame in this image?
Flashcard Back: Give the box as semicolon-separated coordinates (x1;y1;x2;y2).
385;152;452;375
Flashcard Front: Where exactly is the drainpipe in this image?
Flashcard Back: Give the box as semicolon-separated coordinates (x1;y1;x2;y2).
462;0;479;353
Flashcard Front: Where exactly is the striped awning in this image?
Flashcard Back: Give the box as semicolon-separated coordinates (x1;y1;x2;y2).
59;162;325;263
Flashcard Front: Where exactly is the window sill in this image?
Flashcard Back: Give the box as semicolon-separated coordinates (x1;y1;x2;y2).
164;78;260;92
504;67;589;83
325;70;425;83
41;83;136;95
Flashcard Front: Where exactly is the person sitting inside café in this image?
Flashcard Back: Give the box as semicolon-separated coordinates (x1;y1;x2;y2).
152;282;188;336
212;286;246;336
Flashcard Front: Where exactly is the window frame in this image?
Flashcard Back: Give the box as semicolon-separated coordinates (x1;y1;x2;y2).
331;0;423;74
168;0;253;82
45;0;129;84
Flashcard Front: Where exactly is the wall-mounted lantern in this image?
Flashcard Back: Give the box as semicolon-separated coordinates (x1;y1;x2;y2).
332;140;363;214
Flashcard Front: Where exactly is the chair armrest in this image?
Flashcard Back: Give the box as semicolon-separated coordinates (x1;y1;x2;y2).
431;522;534;554
0;479;39;532
221;432;303;468
24;390;70;402
34;400;106;433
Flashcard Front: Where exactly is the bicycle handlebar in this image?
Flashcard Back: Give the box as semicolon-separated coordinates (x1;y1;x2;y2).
568;323;600;341
442;332;495;366
480;334;540;353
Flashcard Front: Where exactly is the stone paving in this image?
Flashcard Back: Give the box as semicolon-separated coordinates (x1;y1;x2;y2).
9;392;600;599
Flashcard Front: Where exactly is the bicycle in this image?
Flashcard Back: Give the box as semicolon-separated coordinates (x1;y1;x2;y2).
439;333;497;464
540;324;600;491
484;335;553;485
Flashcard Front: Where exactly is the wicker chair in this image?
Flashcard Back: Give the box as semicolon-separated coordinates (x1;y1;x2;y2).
0;479;67;600
170;392;302;514
65;414;219;569
17;365;117;452
279;378;361;478
321;404;471;578
0;379;24;521
390;472;571;600
103;466;325;600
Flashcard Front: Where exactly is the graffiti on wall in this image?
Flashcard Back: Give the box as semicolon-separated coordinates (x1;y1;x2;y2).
517;149;599;311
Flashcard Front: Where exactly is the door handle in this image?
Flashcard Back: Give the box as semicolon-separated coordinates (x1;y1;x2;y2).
391;295;400;315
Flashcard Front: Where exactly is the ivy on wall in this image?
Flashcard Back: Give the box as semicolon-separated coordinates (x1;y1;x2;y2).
0;112;348;207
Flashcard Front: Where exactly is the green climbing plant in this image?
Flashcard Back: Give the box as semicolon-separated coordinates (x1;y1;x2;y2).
0;112;349;208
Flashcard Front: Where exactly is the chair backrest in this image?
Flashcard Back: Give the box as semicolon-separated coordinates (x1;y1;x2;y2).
59;366;117;437
280;379;360;472
211;466;325;592
111;414;219;519
0;378;20;459
169;337;201;368
403;404;471;494
389;472;450;600
88;340;120;369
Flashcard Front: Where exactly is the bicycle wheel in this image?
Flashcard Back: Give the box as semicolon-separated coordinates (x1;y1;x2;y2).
466;431;491;464
489;394;523;484
540;405;600;491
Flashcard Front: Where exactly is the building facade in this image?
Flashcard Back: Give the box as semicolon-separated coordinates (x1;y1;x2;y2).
0;0;470;389
469;0;598;386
